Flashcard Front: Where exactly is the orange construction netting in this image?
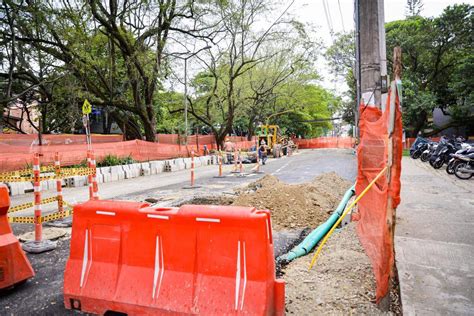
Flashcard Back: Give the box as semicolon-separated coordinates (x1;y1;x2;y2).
294;137;355;149
354;87;403;302
0;139;255;172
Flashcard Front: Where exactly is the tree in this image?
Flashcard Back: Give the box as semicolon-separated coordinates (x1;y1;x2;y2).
184;0;320;146
406;0;423;17
326;4;473;137
386;4;473;136
1;0;215;141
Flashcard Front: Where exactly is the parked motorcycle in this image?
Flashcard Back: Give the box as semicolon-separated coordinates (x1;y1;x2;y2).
454;152;474;180
420;141;438;162
446;146;473;174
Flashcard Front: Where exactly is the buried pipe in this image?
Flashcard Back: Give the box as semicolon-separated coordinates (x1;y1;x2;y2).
277;184;356;263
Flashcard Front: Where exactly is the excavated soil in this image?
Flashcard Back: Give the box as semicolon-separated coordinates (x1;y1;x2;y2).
232;172;352;230
284;223;391;315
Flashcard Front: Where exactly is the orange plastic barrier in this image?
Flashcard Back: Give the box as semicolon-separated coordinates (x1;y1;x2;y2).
0;184;35;289
295;136;355;149
64;201;285;315
354;87;403;302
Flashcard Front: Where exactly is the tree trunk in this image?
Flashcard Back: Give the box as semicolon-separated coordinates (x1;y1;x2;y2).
411;110;427;137
142;116;156;142
247;120;255;141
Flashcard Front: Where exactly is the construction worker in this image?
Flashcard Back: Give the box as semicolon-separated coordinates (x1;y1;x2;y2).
223;137;235;164
258;139;268;165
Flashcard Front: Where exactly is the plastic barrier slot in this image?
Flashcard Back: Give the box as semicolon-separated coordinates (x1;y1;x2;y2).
64;201;285;315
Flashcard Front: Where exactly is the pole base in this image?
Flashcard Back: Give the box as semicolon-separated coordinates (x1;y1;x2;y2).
22;240;57;254
213;175;226;178
182;185;202;190
252;170;264;174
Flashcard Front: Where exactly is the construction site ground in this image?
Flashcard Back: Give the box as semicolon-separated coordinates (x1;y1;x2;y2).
0;149;399;315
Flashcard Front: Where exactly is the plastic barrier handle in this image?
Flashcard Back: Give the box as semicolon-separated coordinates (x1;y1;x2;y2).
308;166;388;270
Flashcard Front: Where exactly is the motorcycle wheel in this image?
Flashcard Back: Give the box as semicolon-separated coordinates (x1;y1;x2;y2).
429;158;436;167
454;162;473;180
412;150;421;159
420;152;429;162
446;160;460;175
433;158;444;169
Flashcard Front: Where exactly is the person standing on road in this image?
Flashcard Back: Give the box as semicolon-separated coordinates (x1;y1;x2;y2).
259;140;268;165
223;137;235;164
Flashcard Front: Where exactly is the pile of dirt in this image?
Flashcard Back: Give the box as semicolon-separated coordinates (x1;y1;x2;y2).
232;172;352;230
284;223;387;315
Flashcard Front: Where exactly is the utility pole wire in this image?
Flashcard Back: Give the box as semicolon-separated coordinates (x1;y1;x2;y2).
338;0;345;32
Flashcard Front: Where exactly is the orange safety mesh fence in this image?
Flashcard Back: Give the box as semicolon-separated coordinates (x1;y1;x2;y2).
0;139;255;172
353;87;403;302
0;134;122;146
404;136;440;149
294;136;355;149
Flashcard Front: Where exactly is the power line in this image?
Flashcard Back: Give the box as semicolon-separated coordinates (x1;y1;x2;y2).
338;0;346;32
322;0;334;37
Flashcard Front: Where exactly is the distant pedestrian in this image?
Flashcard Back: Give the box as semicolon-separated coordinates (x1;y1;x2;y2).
258;140;268;165
223;137;235;164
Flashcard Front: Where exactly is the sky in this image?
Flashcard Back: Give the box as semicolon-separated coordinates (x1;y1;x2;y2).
291;0;473;91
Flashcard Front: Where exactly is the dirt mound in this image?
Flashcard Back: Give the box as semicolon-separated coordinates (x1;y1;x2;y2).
232;173;352;230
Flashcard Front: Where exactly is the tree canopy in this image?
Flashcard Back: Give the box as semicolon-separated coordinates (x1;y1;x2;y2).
326;3;473;137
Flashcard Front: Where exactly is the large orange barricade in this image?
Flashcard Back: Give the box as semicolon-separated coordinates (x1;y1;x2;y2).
0;184;35;289
64;200;285;315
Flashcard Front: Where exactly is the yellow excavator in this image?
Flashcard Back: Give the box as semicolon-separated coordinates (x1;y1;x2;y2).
257;125;297;157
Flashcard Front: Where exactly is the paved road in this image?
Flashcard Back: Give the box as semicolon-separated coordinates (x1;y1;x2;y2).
396;157;474;315
10;148;357;214
1;148;356;315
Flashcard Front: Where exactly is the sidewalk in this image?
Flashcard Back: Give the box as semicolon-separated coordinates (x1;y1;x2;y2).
395;157;474;315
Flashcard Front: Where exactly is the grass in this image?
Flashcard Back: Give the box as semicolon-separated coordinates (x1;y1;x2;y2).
402;149;410;157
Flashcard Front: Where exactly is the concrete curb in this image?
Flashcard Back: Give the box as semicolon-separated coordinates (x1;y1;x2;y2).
3;155;218;196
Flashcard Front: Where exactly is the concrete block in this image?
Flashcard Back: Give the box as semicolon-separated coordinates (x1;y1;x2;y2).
149;161;164;174
110;165;125;181
23;182;34;193
69;176;87;188
98;166;111;176
182;158;192;169
141;163;151;176
102;173;112;183
172;159;185;170
6;182;21;196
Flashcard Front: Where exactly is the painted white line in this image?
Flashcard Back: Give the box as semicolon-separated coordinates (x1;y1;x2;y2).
147;214;169;220
240;241;247;311
235;241;241;310
196;217;220;223
271;160;292;175
96;211;115;216
80;229;88;288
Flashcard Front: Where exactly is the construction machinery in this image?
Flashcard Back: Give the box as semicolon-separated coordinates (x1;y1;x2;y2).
257;125;297;157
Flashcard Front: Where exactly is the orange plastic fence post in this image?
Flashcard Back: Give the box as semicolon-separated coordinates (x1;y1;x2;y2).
90;151;99;200
33;153;42;242
55;152;64;214
239;149;243;174
191;150;195;187
218;151;223;176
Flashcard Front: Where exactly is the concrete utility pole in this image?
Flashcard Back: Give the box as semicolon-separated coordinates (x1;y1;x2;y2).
359;0;387;109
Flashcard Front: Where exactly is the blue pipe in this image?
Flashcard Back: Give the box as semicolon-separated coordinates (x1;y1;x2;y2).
277;184;356;262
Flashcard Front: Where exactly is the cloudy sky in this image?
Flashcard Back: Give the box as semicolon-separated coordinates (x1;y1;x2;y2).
291;0;472;90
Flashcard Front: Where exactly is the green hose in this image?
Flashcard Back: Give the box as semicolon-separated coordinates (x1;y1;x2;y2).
277;184;355;262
